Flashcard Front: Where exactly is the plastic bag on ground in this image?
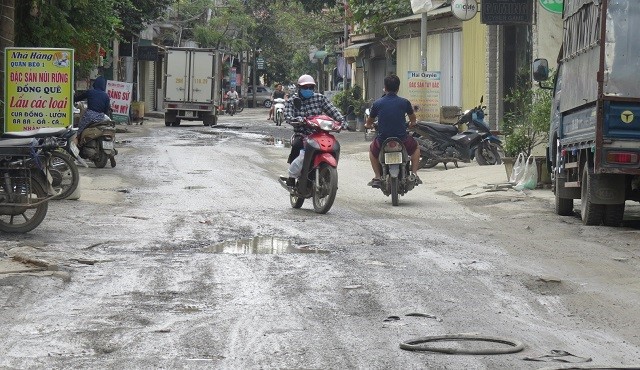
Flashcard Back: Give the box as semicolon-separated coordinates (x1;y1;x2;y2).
509;152;526;184
514;154;538;191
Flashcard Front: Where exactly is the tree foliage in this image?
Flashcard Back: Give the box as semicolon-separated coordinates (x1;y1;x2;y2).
502;76;553;157
347;0;412;35
15;0;172;76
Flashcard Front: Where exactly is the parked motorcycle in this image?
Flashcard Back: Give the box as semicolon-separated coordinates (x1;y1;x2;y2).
458;97;504;165
273;98;286;126
1;126;82;199
0;137;59;233
278;114;343;214
376;135;418;206
412;119;478;170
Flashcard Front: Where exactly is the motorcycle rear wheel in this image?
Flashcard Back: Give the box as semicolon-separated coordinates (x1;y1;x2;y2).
49;150;79;200
276;112;283;126
0;173;48;233
390;176;399;206
419;156;439;169
313;164;338;214
94;150;109;168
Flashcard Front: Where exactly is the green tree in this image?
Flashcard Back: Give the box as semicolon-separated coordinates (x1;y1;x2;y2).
15;0;173;76
502;79;553;157
347;0;412;34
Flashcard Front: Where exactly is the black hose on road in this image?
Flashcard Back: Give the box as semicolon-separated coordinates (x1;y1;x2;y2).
400;334;524;355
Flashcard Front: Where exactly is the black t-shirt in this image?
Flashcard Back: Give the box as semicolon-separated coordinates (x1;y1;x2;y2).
273;90;286;99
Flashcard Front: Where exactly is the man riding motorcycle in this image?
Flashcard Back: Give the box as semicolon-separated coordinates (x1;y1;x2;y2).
365;74;422;188
282;74;345;186
225;87;239;113
73;75;111;137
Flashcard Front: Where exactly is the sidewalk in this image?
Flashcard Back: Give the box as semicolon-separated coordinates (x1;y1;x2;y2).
422;161;554;200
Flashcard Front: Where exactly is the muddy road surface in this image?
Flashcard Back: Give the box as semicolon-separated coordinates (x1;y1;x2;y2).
1;109;639;369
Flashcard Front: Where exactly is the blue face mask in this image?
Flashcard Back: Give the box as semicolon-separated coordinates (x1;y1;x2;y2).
300;89;314;99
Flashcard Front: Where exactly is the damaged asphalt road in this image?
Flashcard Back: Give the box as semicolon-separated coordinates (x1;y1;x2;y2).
1;110;639;368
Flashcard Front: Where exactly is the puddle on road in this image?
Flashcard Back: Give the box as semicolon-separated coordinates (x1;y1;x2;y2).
202;236;329;254
263;137;290;148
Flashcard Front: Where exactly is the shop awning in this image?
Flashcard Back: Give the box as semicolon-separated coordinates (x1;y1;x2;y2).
343;42;374;58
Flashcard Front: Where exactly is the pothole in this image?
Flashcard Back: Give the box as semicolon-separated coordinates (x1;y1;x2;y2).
263;137;290;147
201;236;330;254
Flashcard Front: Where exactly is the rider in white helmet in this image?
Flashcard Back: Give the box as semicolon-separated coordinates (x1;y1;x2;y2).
282;74;345;186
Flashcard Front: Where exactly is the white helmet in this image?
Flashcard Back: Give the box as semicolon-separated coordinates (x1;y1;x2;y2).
297;74;316;87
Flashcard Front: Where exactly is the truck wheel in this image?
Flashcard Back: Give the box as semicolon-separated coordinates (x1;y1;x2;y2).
203;114;216;126
603;203;625;227
581;161;604;226
554;175;574;216
165;111;177;127
171;119;181;127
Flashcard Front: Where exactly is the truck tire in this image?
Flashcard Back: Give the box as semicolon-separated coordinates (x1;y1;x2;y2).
603;203;625;227
203;114;216;126
165;111;177;127
581;161;604;226
554;175;574;216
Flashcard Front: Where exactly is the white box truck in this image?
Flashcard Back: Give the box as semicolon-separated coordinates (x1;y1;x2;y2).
163;47;221;126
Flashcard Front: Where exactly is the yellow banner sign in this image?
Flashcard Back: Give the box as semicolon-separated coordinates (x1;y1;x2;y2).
407;71;440;122
4;47;74;132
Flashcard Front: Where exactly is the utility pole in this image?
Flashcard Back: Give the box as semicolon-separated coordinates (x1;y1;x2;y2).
0;0;16;133
421;12;428;71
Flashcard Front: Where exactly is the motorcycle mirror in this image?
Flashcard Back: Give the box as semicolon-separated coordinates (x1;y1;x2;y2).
293;97;302;110
480;95;483;105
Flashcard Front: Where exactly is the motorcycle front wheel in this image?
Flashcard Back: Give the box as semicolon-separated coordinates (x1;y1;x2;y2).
49;150;79;200
313;164;338;214
290;194;304;208
475;143;503;165
0;173;48;233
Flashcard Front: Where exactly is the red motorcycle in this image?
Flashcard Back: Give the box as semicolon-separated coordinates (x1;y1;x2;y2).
279;115;343;214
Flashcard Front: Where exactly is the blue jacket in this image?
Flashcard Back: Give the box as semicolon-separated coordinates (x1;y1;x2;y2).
74;76;111;114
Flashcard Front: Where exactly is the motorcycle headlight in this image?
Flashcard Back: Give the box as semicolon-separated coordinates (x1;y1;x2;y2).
317;118;335;131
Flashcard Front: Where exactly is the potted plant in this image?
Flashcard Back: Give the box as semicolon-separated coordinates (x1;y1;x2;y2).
332;85;366;119
501;70;554;184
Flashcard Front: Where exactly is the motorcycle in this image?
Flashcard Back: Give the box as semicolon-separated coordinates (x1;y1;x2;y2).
376;134;418;206
273;98;286;126
74;101;117;168
459;97;504;165
0;137;59;233
364;108;377;141
226;99;237;116
77;119;117;168
1;126;83;199
411;118;479;170
278;114;343;214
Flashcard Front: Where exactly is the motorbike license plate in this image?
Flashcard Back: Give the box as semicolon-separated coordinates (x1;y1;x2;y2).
384;152;403;164
102;141;114;150
70;142;80;158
